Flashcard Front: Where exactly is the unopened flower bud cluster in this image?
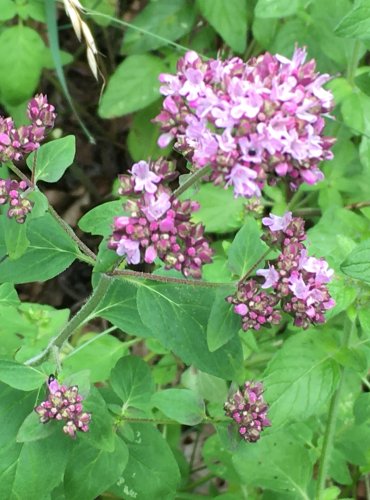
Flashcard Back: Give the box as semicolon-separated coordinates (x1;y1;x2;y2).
34;377;91;439
224;381;271;442
0;179;33;223
108;159;213;278
0;94;56;163
228;212;335;330
155;48;335;198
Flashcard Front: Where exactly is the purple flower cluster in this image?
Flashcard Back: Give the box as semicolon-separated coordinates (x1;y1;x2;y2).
0;94;56;162
224;381;271;442
228;212;335;330
0;179;33;223
34;376;91;439
108;159;213;278
154;48;335;198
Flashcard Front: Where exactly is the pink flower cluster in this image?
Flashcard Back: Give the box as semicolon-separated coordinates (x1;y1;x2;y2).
228;212;335;330
34;376;91;439
0;94;56;162
154;48;335;198
0;179;33;223
224;381;271;442
108;159;213;278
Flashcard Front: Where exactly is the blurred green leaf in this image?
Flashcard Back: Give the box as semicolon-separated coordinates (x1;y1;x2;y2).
151;388;205;425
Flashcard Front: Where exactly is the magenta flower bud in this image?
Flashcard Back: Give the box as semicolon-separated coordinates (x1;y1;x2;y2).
225;381;271;442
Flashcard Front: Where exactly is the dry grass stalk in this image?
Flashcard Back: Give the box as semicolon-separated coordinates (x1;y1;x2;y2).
62;0;99;80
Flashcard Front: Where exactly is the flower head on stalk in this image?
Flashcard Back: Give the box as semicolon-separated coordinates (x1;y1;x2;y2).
34;375;91;439
0;179;33;223
224;381;271;442
155;48;335;198
227;212;335;330
108;159;213;278
0;94;56;163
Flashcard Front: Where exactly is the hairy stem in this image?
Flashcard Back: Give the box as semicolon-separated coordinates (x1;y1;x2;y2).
239;247;271;283
110;269;231;288
315;317;355;499
173;165;212;198
117;415;229;426
24;274;112;365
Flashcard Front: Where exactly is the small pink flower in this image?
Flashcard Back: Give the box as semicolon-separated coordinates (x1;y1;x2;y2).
116;238;141;264
256;265;279;289
130;161;161;194
262;212;292;232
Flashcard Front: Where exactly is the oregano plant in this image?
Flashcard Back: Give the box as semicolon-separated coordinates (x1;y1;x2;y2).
0;4;370;498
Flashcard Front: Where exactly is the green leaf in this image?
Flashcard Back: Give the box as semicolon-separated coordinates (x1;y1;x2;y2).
151;389;205;425
110;356;155;411
99;55;166;118
255;0;301;18
17;411;58;443
197;0;248;53
137;282;243;378
82;387;116;452
27;136;76;183
64;436;128;500
1;216;30;260
207;286;241;352
122;0;196;54
233;427;313;495
354;393;370;425
110;425;180;500
263;331;341;426
91;280;153;337
191;183;245;233
0;0;17;20
227;217;269;277
0;25;46;104
127;102;172;161
0;360;45;390
78;200;124;237
0;431;72;499
335;2;370;40
341;239;370;283
0;283;20;306
63;334;126;383
0;213;79;284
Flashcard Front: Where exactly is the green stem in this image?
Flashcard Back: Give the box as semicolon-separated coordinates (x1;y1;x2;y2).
239;247;271;283
117;415;229;426
48;205;97;263
6;162;97;264
173;165;212;198
24;274;113;366
110;269;231;288
347;40;362;85
315;317;355;499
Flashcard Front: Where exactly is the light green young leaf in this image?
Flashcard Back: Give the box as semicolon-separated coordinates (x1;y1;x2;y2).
255;0;301;19
27;136;76;183
1;216;30;260
151;389;205;425
99;55;166;118
197;0;248;53
0;0;17;21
